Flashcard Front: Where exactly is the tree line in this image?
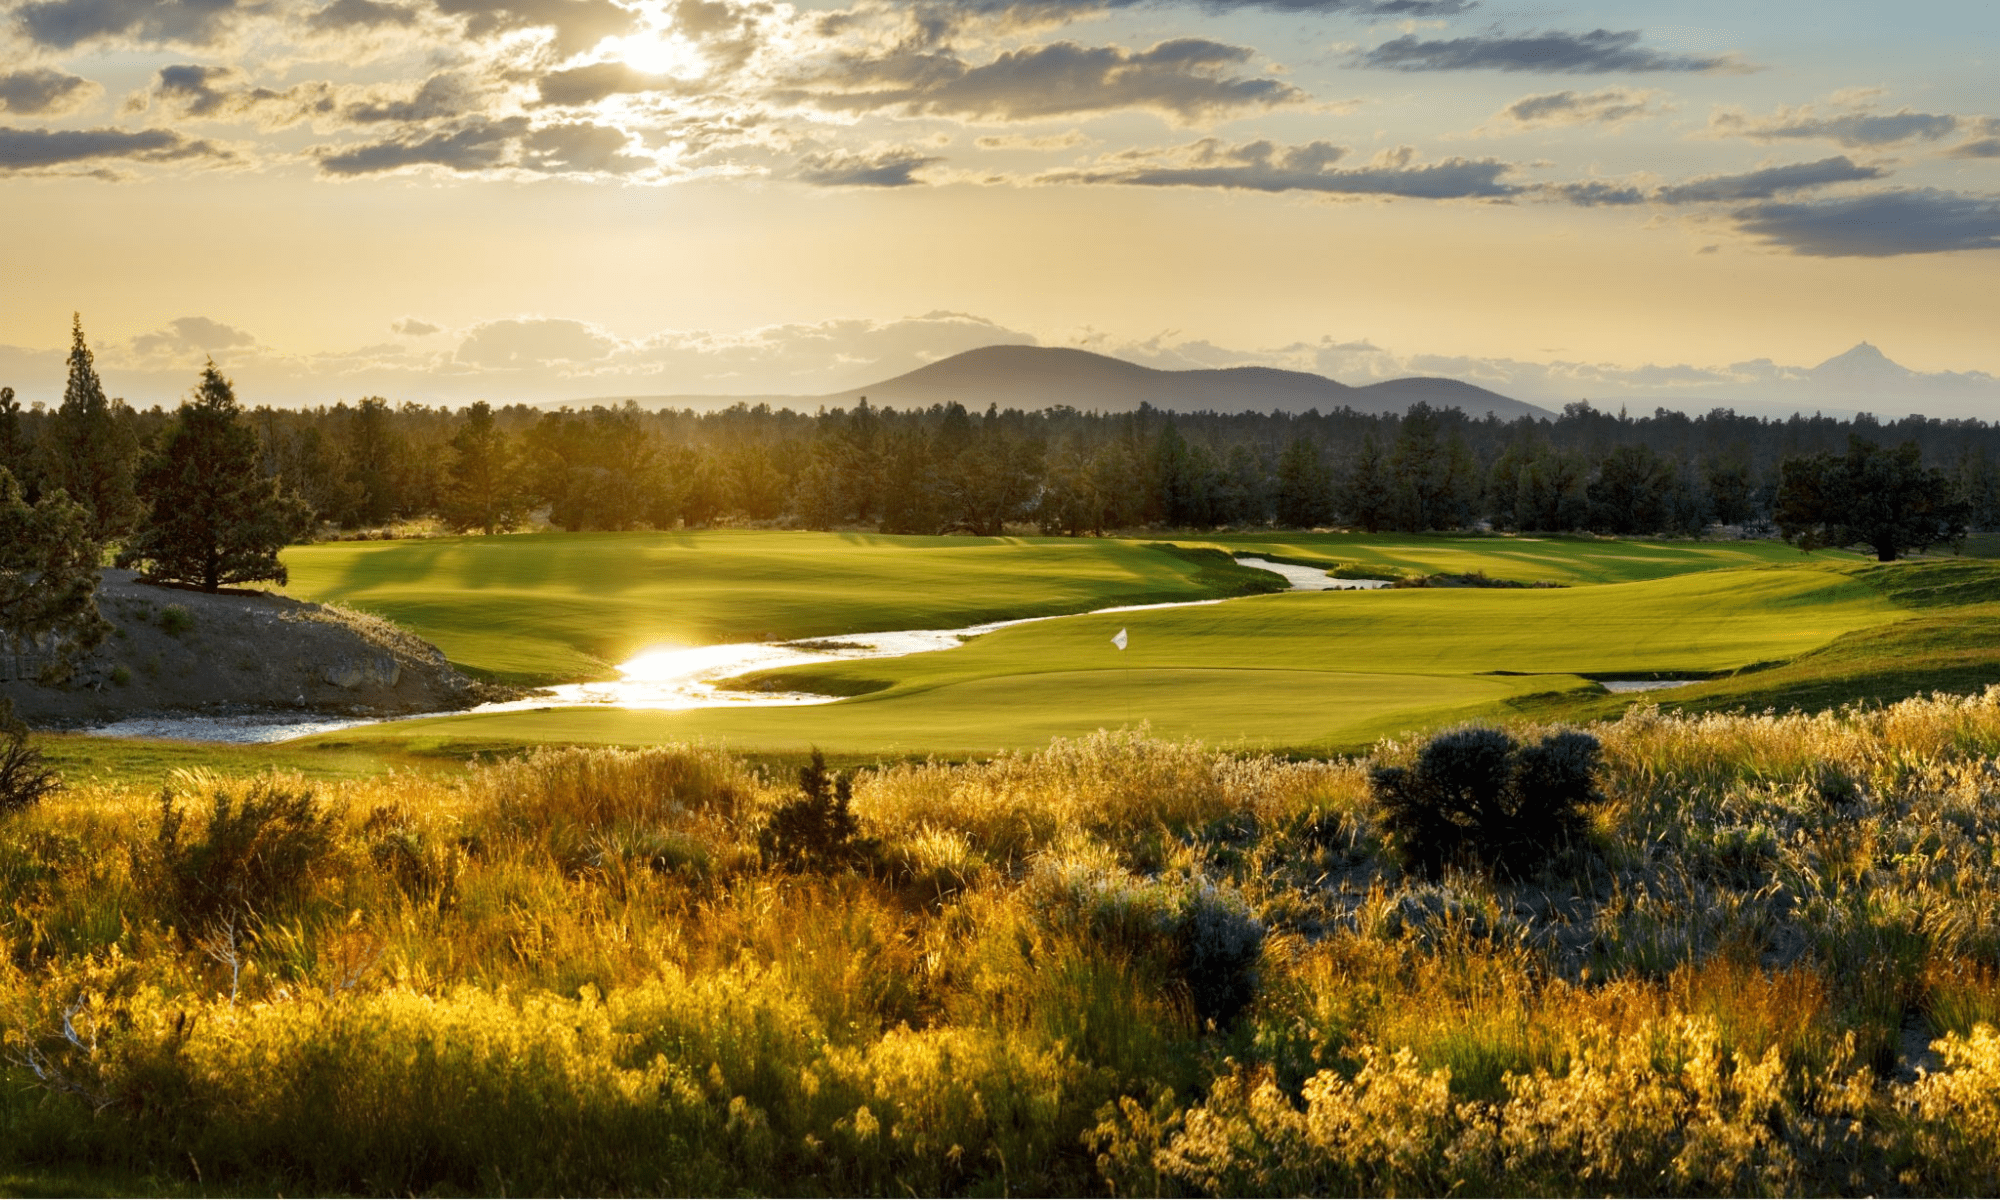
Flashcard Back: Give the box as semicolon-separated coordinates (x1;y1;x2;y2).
6;320;1996;630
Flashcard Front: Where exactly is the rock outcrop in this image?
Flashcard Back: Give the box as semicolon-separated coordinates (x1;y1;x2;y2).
2;570;502;729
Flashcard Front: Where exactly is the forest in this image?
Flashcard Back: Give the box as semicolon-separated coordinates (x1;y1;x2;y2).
6;329;2000;543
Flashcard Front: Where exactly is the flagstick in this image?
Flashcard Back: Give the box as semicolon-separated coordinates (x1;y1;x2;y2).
1112;627;1130;727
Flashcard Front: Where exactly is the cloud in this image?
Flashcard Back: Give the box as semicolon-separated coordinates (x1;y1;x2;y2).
455;318;619;368
0;68;100;116
12;0;258;50
341;74;481;124
1490;87;1659;130
312;113;661;177
1731;189;2000;257
519;121;650;174
147;63;337;126
1655;156;1883;204
801;38;1305;123
975;130;1090;150
306;0;420;30
1360;28;1745;74
1046;137;1520;199
534;61;677;107
795;146;941;187
430;0;637;55
0;124;229;172
315;116;528;175
1948;118;2000;160
1544;180;1645;206
391;317;441;336
130;316;257;357
1710;103;1961;148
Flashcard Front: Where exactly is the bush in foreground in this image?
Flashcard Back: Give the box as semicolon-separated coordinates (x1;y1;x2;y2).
1370;726;1600;879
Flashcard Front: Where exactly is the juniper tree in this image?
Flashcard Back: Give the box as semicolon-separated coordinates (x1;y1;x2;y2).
121;362;311;592
441;401;523;534
0;467;108;663
1776;435;1968;562
40;316;139;542
0;387;32;489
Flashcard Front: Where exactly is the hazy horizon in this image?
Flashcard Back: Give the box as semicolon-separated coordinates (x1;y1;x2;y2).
2;0;1995;416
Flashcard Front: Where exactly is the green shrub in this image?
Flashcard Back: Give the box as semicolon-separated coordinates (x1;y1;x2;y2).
1370;727;1600;879
158;604;193;636
759;750;875;871
1177;882;1265;1026
141;779;340;933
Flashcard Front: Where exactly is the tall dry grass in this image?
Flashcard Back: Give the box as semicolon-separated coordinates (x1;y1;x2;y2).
5;699;2000;1192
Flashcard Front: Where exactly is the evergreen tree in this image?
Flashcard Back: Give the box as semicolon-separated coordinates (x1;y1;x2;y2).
1704;449;1757;526
1388;404;1471;531
441;401;523;534
40;316;139;542
1775;436;1968;561
1340;432;1394;533
121;363;312;592
0;467;109;665
345;397;403;525
0;387;32;491
1515;450;1590;532
1273;436;1332;528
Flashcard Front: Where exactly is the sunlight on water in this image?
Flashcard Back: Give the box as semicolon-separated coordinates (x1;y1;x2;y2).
83;557;1364;743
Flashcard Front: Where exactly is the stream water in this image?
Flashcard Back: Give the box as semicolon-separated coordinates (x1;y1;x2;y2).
84;556;1376;744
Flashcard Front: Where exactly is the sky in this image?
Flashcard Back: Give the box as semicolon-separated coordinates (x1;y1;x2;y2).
1;0;1997;414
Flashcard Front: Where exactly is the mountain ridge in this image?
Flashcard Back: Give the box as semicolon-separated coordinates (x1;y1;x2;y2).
572;344;1551;419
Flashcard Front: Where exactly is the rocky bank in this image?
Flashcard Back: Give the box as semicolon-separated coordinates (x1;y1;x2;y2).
1;570;502;729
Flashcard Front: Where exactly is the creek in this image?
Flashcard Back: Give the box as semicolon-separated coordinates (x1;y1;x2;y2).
86;556;1378;744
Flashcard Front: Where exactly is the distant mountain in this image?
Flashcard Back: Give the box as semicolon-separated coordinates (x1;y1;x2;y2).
575;345;1550;419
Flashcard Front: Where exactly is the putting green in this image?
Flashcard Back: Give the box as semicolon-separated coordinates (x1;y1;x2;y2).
314;565;1900;757
280;532;1274;684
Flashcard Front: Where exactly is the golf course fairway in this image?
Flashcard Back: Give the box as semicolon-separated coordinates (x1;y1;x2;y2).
280;529;1855;685
1190;531;1835;585
309;564;1902;757
280;531;1275;683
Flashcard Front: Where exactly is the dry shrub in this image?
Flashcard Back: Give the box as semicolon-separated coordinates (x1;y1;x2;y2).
855;728;1360;864
139;775;341;935
468;744;759;848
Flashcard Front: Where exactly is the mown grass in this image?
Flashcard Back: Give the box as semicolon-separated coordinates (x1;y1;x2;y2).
278;532;1283;684
328;564;1899;756
1188;530;1850;585
10;700;2000;1195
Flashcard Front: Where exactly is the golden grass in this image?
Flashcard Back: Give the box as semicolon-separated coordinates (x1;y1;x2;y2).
9;698;2000;1193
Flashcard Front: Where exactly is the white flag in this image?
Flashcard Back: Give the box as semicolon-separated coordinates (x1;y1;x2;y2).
1112;628;1128;651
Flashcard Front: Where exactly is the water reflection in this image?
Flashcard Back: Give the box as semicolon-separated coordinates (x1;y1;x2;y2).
81;556;1390;743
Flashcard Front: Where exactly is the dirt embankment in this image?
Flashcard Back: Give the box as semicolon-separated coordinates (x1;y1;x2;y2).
1;570;506;729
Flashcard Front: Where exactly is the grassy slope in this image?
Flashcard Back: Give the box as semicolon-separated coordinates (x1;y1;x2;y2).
1504;559;2000;725
317;566;1898;758
280;533;1277;684
1188;531;1841;584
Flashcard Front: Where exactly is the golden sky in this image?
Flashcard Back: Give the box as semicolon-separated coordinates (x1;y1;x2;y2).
1;0;1996;412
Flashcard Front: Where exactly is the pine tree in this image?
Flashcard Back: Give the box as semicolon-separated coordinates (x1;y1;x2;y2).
121;362;311;592
41;316;139;542
1;467;109;664
1340;432;1394;533
441;401;523;534
1274;436;1332;528
0;387;32;491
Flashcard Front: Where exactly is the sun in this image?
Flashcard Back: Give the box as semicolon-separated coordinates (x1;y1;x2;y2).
604;29;703;78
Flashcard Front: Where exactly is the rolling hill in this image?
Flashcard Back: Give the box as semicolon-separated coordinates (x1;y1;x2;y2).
575;344;1549;419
